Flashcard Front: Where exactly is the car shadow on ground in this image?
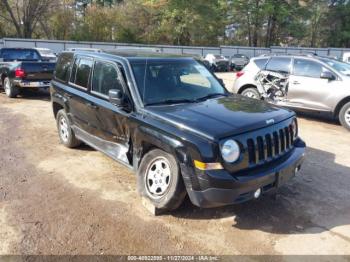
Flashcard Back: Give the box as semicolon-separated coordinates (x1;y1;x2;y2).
0;89;51;101
173;146;350;235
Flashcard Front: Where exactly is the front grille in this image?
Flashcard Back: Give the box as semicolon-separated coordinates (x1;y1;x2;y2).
246;124;294;165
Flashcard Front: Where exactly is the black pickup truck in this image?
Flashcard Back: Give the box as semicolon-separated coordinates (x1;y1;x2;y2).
0;48;56;98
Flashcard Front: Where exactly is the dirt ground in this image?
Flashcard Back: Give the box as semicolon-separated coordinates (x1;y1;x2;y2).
0;86;350;256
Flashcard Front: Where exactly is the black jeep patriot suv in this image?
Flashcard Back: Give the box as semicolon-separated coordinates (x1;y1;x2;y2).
51;50;306;211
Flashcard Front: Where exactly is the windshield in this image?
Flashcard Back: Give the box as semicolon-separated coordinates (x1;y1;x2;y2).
0;49;40;61
320;58;350;76
131;59;226;105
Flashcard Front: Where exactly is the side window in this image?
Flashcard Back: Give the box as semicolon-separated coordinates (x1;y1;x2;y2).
75;58;93;88
254;58;268;69
92;61;122;96
55;53;73;82
293;59;324;78
70;58;79;83
265;57;292;73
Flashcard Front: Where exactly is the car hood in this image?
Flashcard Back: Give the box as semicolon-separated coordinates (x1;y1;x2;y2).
146;95;295;140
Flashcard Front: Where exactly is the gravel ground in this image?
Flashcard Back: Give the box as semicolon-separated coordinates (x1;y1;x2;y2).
0;87;350;257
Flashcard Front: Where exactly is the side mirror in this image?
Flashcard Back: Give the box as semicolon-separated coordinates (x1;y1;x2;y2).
320;71;335;80
109;89;124;107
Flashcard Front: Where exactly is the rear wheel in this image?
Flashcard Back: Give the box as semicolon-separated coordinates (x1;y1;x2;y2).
137;149;186;212
56;109;81;148
241;87;261;100
3;77;19;98
339;102;350;131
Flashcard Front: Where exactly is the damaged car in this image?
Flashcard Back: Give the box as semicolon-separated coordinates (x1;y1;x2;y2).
51;50;306;212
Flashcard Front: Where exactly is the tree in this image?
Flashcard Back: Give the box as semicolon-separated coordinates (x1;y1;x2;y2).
0;0;57;38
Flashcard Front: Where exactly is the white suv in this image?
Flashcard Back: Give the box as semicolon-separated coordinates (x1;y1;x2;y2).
232;55;350;131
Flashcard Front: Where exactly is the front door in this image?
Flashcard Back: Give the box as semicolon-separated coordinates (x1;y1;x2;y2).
286;58;336;112
89;60;131;164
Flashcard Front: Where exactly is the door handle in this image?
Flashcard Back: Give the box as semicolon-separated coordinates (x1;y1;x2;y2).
292;81;300;85
86;102;98;110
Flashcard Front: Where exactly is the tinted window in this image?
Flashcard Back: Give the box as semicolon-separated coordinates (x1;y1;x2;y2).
75;58;93;88
293;59;324;78
70;58;79;83
0;49;40;61
55;53;73;82
92;61;122;95
266;57;291;73
254;58;268;69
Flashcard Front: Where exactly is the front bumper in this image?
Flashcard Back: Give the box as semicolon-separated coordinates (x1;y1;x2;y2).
13;80;51;89
182;140;306;208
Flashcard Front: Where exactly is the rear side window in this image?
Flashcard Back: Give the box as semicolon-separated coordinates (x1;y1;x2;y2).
55;53;73;82
254;58;268;69
266;57;292;73
74;58;93;88
92;61;123;95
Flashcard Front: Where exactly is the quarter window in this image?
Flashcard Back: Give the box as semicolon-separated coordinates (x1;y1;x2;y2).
75;58;93;88
293;59;324;78
92;61;122;95
254;58;268;69
266;57;292;73
55;53;73;82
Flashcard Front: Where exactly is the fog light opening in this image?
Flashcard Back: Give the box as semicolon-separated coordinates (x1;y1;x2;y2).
254;188;262;199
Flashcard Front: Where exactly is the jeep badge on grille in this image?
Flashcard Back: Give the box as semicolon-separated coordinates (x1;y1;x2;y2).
266;119;275;125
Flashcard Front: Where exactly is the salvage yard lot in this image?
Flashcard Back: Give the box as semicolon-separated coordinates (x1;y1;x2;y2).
0;87;350;255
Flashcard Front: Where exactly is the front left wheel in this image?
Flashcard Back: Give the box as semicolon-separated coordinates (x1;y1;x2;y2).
137;149;186;211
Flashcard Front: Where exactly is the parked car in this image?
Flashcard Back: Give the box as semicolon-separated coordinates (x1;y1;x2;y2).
35;48;57;62
0;48;56;98
51;50;305;212
229;54;249;71
66;47;102;53
342;52;350;64
204;53;229;72
233;54;350;131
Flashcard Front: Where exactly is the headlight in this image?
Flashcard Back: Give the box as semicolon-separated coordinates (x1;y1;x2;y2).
221;140;240;163
291;118;298;139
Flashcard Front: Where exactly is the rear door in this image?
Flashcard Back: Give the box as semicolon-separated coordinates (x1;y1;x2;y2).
287;58;336;111
67;56;97;135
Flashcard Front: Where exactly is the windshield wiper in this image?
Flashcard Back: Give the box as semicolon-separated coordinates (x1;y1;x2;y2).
145;99;196;106
195;93;228;102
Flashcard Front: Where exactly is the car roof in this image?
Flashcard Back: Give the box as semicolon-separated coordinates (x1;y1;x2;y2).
61;50;199;62
252;53;331;62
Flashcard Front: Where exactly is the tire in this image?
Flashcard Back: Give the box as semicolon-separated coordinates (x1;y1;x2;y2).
56;109;81;148
3;77;19;98
241;87;261;100
339;101;350;131
137;149;186;211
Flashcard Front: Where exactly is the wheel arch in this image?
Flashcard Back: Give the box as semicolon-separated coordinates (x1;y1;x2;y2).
237;84;258;94
133;127;189;170
334;96;350;118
